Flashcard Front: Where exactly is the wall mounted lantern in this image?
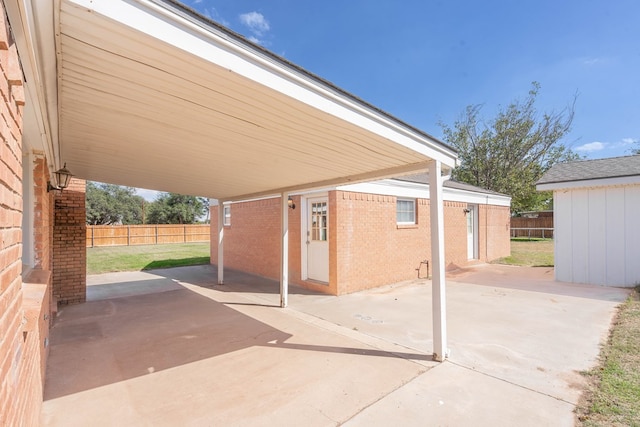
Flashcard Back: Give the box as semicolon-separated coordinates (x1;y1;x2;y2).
288;196;296;210
47;163;73;192
463;208;471;214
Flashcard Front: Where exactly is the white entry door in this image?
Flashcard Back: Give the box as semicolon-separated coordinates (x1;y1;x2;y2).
466;205;477;260
307;197;329;282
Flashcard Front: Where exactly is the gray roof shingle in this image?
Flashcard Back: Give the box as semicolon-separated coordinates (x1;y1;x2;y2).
537;155;640;185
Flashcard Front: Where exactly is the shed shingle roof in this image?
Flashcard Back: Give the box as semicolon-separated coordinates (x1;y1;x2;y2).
537;155;640;185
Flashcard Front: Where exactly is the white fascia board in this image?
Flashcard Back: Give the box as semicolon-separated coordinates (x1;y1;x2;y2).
218;191;330;206
442;186;511;206
5;0;59;169
215;180;511;207
68;0;457;168
339;181;428;199
338;180;511;207
209;199;245;206
209;199;249;206
225;162;433;202
537;175;640;192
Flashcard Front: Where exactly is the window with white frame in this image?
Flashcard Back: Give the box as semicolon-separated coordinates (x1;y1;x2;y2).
396;198;416;224
223;205;231;226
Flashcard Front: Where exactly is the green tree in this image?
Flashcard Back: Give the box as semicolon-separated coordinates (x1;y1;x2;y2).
631;142;640;155
439;82;580;214
86;182;145;225
146;193;207;224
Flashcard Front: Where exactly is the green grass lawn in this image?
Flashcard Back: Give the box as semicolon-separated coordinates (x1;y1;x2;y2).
495;238;554;267
578;287;640;426
87;243;210;275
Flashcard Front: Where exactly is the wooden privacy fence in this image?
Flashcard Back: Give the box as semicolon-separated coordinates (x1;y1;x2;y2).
87;224;210;247
510;216;554;238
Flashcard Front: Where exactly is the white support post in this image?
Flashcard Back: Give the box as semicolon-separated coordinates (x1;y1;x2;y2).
280;193;289;308
217;202;224;285
429;160;448;362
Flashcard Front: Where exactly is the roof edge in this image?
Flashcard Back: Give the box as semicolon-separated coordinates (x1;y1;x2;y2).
150;0;456;156
537;174;640;191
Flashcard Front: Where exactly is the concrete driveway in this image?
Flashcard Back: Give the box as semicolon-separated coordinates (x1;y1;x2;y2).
42;264;629;426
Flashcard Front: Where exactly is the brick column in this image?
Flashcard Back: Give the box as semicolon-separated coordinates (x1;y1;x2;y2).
33;156;53;272
53;178;87;305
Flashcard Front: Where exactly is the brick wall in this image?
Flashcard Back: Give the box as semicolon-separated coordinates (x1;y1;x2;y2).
29;155;54;385
211;198;282;280
334;191;432;294
20;271;51;425
210;190;511;296
0;5;43;424
211;191;510;295
333;193;511;293
33;155;53;272
211;198;305;282
288;195;303;290
480;204;511;261
53;178;87;305
210;196;341;295
443;201;469;270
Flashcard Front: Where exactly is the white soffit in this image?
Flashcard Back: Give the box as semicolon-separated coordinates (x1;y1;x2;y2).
52;0;456;200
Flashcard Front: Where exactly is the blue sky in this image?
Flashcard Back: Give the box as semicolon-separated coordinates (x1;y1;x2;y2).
140;0;639;200
186;0;639;158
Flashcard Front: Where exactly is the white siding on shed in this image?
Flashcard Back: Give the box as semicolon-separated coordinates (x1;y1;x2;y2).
606;188;626;285
554;184;640;287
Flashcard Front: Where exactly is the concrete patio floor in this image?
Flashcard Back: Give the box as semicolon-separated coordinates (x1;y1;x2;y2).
42;264;630;426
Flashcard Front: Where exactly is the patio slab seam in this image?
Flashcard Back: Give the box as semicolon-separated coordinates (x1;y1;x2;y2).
446;359;579;407
340;363;448;425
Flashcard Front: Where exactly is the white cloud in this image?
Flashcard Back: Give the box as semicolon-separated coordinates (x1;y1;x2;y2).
621;137;638;145
239;11;270;36
582;58;601;66
575;141;606;152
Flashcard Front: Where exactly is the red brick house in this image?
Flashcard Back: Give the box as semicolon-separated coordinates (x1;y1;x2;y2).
0;10;87;422
2;0;472;422
211;176;511;295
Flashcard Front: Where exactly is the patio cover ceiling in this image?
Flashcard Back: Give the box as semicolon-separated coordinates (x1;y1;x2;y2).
14;0;457;201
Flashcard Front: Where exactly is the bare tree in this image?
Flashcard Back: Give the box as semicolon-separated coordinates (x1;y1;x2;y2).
439;82;580;213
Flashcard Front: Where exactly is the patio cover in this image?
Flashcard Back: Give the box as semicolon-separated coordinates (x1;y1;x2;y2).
6;0;457;360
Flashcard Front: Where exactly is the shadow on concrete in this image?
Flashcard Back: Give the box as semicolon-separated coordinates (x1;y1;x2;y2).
151;264;322;296
45;285;293;400
260;342;433;362
47;267;427;402
143;257;210;271
222;301;280;308
87;277;184;301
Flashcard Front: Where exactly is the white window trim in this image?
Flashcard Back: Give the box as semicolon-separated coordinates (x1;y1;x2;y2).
223;204;231;226
396;198;416;225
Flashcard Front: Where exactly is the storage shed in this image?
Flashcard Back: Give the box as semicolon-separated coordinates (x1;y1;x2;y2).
537;155;640;287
